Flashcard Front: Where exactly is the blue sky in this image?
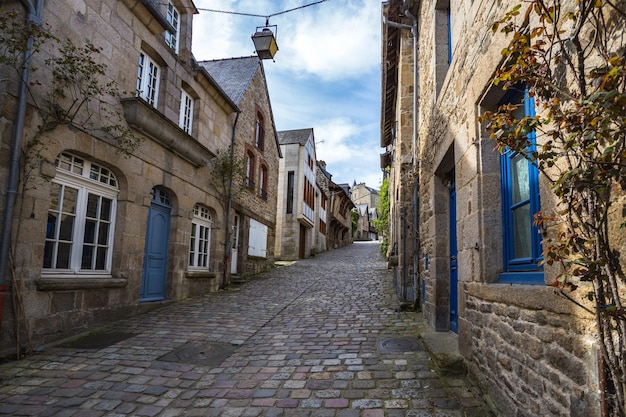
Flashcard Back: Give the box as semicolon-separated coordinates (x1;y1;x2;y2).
191;0;383;190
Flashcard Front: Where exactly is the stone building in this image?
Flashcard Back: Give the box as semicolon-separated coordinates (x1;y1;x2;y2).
327;182;355;249
275;128;320;259
381;0;624;415
0;0;264;357
351;182;379;241
315;161;331;255
351;182;379;209
200;57;281;280
381;0;419;305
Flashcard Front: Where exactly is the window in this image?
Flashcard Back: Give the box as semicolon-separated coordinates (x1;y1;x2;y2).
44;152;118;274
248;219;268;258
136;52;160;107
320;220;326;235
286;171;294;214
165;2;180;53
189;204;212;269
255;112;265;150
303;178;314;209
179;91;194;134
499;87;543;283
245;151;255;188
259;165;268;199
435;0;452;95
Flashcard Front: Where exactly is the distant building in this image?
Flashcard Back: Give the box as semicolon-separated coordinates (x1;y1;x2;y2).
351;182;379;241
275;128;320;259
328;182;355;249
351;182;379;208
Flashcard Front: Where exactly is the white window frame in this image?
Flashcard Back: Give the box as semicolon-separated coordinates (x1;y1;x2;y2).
43;152;118;275
179;90;194;135
165;2;180;53
136;52;160;107
248;218;268;258
189;204;212;269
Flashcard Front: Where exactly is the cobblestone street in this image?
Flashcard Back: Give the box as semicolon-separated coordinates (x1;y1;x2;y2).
0;241;493;417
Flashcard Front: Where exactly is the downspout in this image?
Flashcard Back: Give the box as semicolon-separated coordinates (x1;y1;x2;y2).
0;0;44;334
382;0;420;306
223;110;241;289
403;3;421;310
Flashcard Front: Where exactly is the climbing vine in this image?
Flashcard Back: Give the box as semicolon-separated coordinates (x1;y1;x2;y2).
479;1;626;414
374;177;390;255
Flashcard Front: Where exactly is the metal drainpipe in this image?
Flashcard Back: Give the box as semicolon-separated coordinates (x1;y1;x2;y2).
382;0;420;305
0;0;44;333
403;3;421;309
222;110;241;289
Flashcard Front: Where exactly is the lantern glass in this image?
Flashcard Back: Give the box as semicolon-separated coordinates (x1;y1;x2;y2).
252;28;278;60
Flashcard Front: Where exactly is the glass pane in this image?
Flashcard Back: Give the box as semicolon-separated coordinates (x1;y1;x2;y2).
46;213;58;239
84;220;96;243
513;203;532;259
43;241;54;268
100;198;112;220
49;183;61;210
98;223;109;245
59;214;75;241
511;154;530;204
81;245;93;269
86;194;99;218
90;165;99;181
56;242;71;269
62;187;78;214
95;247;107;270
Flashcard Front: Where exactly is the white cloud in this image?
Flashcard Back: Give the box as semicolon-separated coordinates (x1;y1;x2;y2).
278;0;380;81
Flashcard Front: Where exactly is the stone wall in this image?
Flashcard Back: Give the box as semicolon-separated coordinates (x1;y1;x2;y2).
462;283;600;417
275;143;302;260
230;63;280;276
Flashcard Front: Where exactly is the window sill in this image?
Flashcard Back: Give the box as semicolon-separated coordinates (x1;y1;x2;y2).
37;276;128;291
498;271;544;285
185;270;217;279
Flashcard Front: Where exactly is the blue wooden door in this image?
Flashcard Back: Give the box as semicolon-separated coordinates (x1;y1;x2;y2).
140;189;171;302
449;181;458;333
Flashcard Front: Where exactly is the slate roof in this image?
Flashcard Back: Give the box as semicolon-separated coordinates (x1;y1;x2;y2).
199;56;260;105
277;128;314;146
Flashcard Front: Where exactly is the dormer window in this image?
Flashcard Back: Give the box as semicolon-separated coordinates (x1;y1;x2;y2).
165;2;180;54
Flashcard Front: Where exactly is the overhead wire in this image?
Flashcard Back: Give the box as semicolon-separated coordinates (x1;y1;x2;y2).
152;0;330;24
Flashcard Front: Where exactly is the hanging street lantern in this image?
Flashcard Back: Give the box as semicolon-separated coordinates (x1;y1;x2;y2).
252;24;279;60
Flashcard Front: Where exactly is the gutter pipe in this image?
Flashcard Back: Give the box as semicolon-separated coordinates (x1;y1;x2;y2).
222;110;240;288
382;0;420;306
0;0;44;336
403;3;422;310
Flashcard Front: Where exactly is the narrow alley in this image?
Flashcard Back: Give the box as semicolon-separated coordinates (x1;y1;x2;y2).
0;242;493;417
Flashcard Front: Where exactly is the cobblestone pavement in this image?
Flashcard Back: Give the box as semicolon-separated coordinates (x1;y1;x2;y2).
0;241;494;417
